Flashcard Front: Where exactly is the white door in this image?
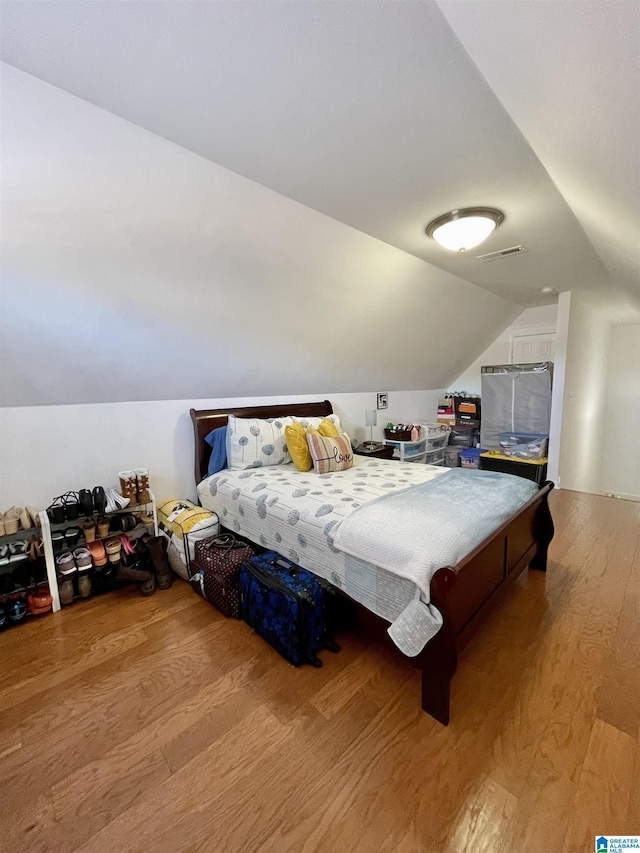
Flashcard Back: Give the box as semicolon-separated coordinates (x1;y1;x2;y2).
511;333;555;363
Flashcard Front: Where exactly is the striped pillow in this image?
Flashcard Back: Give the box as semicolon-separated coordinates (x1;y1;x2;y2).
306;431;354;474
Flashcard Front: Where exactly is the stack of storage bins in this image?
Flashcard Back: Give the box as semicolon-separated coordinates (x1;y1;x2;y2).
417;424;450;466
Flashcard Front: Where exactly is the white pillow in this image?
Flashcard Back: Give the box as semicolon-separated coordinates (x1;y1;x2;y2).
226;415;293;470
291;413;342;432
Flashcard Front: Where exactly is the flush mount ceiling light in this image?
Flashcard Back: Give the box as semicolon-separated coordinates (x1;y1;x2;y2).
426;207;504;252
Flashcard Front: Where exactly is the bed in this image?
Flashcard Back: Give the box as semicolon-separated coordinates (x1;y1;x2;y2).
190;400;554;725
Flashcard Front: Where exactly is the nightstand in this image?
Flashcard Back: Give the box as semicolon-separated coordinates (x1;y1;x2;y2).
353;443;395;460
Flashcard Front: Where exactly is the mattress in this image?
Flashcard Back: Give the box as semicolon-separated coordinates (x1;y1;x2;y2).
198;457;448;654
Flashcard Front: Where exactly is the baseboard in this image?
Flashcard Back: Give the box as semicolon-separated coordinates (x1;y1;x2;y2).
600;491;640;503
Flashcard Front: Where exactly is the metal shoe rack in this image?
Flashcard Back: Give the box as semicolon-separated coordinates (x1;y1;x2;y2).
40;496;158;612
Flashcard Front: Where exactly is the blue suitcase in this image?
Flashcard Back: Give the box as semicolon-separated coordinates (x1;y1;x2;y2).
238;551;340;667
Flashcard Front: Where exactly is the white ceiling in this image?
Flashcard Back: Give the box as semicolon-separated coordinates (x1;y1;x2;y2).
1;0;638;307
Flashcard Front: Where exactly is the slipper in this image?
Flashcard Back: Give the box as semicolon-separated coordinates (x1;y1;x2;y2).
87;540;107;567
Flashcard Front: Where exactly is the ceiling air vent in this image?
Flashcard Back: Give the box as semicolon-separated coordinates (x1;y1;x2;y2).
476;245;527;262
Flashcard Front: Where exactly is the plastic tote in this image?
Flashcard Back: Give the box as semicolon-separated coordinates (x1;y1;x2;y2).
497;433;549;460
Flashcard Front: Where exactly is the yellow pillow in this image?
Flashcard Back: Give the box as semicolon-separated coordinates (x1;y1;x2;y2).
318;417;340;438
285;422;312;472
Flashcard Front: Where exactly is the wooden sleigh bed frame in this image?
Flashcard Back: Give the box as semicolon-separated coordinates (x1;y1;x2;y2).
190;399;554;726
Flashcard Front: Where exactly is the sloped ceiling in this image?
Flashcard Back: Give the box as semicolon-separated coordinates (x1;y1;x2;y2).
2;0;636;307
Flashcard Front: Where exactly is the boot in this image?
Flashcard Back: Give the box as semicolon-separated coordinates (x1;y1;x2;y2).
146;535;173;590
115;561;155;597
134;469;152;505
118;471;138;506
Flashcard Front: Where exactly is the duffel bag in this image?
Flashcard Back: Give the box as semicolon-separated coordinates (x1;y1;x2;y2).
157;498;219;580
239;551;340;667
190;534;254;618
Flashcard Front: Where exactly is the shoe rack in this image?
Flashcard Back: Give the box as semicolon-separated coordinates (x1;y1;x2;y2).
0;516;53;626
40;495;158;612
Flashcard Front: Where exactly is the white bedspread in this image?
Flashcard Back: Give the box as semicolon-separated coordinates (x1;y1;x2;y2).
197;457;447;654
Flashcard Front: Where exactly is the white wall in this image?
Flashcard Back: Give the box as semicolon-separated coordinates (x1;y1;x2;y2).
449;303;558;395
0;390;443;509
599;323;640;500
558;290;613;494
1;64;517;408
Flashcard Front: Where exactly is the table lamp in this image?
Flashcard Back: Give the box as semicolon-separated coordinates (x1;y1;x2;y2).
364;409;377;449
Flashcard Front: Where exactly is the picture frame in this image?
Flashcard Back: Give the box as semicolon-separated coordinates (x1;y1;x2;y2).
377;392;388;410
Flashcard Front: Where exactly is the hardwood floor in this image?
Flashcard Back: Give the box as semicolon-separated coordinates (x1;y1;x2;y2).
1;489;638;852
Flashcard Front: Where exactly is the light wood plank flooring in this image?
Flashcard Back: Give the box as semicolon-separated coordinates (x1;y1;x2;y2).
1;489;638;852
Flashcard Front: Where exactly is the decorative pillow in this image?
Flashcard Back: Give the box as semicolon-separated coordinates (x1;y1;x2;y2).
292;413;342;433
204;426;228;476
306;431;354;474
226;415;293;470
285;422;313;472
317;417;340;438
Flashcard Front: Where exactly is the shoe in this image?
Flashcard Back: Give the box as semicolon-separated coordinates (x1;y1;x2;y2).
64;527;81;549
134;469;151;505
135;512;155;531
47;496;66;525
0;515;5;537
56;551;77;577
105;538;122;563
7;597;27;624
19;507;31;530
115;562;155;596
58;578;74;605
97;517;110;538
0;544;9;565
105;488;129;511
73;547;93;571
3;510;19;535
146;535;173;590
0;573;15;595
26;506;41;528
27;586;53;615
8;540;28;556
11;562;32;590
77;574;92;598
64;493;80;521
117;472;138;507
0;604;7;630
92;487;107;515
80;518;96;542
78;489;94;517
87;540;107;567
50;531;65;555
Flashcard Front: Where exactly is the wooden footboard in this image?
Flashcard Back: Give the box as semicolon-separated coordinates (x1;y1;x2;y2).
420;481;555;725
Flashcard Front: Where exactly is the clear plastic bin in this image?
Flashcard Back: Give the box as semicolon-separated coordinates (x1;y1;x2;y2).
497;433;548;460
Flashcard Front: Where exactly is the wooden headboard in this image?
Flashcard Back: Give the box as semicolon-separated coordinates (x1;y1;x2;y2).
190;400;334;485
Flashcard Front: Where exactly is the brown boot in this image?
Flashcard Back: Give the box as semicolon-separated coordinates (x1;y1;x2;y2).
134;469;152;505
118;470;138;506
146;535;173;590
116;561;156;596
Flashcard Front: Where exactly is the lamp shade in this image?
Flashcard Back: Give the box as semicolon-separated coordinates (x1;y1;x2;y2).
365;410;377;427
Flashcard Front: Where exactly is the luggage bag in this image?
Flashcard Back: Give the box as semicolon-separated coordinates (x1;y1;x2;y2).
190;533;254;618
238;550;340;667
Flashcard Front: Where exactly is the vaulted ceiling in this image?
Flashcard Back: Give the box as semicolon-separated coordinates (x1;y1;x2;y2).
2;0;638;309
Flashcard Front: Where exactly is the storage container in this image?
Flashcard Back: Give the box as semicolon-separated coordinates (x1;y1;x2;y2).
425;448;446;467
448;426;477;448
479;451;548;485
459;448;487;469
383;438;427;463
497;433;548;460
444;446;462;468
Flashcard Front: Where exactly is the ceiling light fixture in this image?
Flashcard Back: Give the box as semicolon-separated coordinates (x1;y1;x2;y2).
426;207;504;252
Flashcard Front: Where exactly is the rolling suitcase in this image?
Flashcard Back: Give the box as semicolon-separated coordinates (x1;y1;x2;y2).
239;551;340;667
